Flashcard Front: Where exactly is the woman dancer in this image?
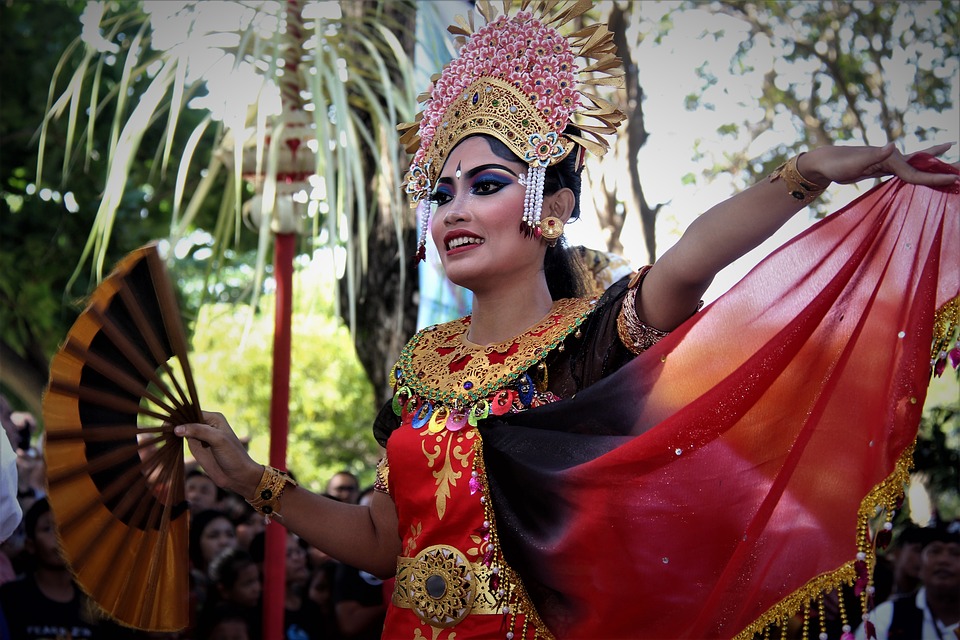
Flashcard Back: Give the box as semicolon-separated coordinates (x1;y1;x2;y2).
176;2;959;638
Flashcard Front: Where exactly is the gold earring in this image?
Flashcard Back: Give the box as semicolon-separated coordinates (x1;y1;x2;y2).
539;216;564;246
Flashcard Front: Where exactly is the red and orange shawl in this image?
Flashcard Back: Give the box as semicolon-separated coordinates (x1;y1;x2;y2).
481;155;959;639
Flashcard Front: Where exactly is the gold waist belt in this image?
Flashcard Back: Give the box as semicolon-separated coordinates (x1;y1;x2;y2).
392;544;502;628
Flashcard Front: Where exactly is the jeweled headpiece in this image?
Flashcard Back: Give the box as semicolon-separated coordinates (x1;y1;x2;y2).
400;0;627;261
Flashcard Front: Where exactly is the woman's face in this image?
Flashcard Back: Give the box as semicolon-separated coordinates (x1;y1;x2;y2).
224;562;262;608
430;136;546;293
200;516;237;567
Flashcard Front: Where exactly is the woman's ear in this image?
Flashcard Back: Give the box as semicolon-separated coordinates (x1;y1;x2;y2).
544;187;576;223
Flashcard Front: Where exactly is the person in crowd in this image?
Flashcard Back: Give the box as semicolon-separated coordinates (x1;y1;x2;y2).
201;547;262;638
0;397;21;593
194;602;253;640
324;472;360;506
251;530;325;640
0;401;21;548
189;509;239;633
173;2;959;639
0;498;133;639
304;560;341;640
186;467;223;514
0;397;43;587
884;524;930;602
855;523;960;640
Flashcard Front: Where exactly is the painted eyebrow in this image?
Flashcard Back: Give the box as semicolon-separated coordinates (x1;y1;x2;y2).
436;163;520;185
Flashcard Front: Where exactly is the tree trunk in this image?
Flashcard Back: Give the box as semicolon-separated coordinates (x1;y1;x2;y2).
609;4;661;265
338;0;419;410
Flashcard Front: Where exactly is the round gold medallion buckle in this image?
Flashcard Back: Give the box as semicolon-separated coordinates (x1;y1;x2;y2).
401;544;477;628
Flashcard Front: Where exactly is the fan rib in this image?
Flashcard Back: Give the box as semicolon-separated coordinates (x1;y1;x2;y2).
62;340;180;418
45;424;169;443
87;303;191;416
47;380;178;425
47;432;166;485
146;250;202;422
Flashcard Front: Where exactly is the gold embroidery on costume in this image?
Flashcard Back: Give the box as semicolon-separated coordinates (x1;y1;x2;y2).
411;628;456;640
374;456;390;495
422;430;475;520
391;297;596;433
405;521;423;558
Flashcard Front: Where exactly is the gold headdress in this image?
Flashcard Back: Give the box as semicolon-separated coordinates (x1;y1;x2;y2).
399;0;627;260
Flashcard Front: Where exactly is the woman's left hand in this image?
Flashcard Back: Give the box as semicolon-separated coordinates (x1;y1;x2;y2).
800;142;960;189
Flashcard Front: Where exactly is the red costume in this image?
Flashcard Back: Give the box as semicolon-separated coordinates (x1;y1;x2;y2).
377;158;958;639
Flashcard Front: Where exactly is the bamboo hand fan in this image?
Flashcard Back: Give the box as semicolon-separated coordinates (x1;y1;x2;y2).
42;243;200;632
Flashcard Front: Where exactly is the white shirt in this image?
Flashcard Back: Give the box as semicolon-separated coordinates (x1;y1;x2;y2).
0;433;22;542
855;587;960;640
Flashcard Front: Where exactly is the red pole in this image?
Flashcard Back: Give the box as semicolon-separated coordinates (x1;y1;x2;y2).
263;232;296;640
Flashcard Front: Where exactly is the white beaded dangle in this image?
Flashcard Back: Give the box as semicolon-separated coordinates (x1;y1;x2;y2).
415;199;431;261
520;165;546;237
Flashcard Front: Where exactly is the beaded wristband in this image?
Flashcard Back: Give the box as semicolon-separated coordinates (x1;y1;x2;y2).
247;466;297;523
769;153;829;206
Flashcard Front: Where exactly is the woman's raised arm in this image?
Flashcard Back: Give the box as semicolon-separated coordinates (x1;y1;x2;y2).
637;142;960;332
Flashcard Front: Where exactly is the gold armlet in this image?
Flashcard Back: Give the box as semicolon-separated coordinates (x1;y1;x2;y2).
769;153;829;206
247;466;297;523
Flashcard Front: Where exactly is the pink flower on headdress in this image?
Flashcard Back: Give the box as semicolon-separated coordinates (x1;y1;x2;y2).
410;7;582;184
524;131;565;167
539;77;560;99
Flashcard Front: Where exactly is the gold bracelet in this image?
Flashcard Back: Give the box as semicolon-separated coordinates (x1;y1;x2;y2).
247;466;297;523
769;153;829;205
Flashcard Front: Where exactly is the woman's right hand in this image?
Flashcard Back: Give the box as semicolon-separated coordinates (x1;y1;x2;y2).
174;411;263;499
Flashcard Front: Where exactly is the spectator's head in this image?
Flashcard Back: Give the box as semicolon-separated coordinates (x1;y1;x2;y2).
196;602;252;640
325;471;359;504
889;524;928;586
919;522;960;595
285;532;310;588
24;498;67;571
209;547;261;609
248;530;309;589
190;509;238;571
307;560;336;609
186;468;221;513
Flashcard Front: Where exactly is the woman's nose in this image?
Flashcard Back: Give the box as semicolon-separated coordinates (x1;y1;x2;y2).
442;201;470;225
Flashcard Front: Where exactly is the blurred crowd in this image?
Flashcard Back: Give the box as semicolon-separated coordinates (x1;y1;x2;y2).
0;392;956;639
0;393;386;640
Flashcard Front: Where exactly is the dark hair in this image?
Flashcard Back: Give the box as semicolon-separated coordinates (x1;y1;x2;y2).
209;547;257;589
195;602;253;640
24;497;50;541
470;131;589;299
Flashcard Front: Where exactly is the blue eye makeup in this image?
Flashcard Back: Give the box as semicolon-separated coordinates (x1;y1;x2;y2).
471;173;513;194
430;165;519;206
429;186;453;205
